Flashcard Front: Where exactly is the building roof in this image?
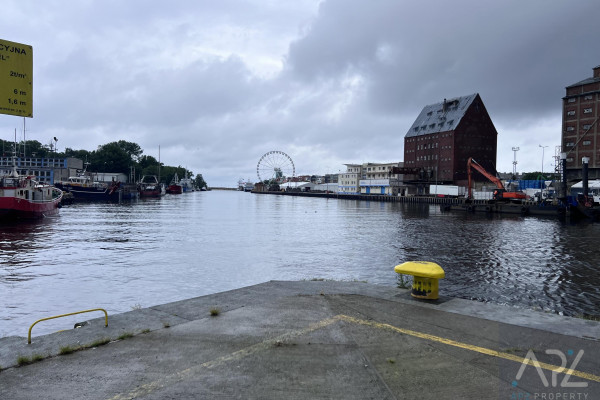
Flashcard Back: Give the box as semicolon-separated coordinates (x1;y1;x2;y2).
571;179;600;189
405;93;478;138
566;67;600;88
566;76;600;88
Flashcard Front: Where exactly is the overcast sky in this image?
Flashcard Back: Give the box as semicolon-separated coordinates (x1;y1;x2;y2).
1;0;599;186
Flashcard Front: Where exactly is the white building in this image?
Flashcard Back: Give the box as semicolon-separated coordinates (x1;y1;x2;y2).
338;164;362;194
338;162;403;195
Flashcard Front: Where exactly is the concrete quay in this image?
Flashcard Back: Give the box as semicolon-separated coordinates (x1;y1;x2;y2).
0;281;598;399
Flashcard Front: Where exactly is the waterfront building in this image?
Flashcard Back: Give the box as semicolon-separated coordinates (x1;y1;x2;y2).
339;164;361;194
338;162;403;195
0;156;83;184
562;65;600;182
403;93;498;187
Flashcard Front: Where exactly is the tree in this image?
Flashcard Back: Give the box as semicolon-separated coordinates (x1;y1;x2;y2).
64;147;92;162
23;140;49;158
522;171;558;180
93;142;132;173
116;140;143;163
137;154;161;178
194;174;207;189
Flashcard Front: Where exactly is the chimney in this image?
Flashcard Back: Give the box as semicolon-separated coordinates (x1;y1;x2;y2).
594;65;600;78
442;98;447;113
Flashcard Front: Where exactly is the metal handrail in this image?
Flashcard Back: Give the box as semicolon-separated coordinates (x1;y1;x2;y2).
28;308;108;344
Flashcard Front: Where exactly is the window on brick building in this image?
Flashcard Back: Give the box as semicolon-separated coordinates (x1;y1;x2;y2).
584;108;592;113
584;95;593;100
567;126;574;131
567;110;575;116
583;140;591;145
568;98;576;103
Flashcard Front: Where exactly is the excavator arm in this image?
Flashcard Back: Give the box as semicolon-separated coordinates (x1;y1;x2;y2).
467;157;504;199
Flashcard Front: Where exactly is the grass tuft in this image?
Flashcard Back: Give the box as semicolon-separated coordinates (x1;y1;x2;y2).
117;332;134;340
89;337;111;347
141;328;151;334
162;322;171;328
59;345;80;355
210;308;220;317
17;355;31;365
396;274;411;289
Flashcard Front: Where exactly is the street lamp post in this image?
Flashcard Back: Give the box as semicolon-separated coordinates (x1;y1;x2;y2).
539;145;548;174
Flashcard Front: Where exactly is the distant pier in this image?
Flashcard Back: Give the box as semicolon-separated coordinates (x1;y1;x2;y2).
252;190;565;217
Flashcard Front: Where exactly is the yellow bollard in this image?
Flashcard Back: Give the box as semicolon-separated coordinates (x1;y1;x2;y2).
394;261;445;300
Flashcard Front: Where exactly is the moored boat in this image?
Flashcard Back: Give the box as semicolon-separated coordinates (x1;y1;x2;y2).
0;167;63;220
138;175;163;197
179;174;195;192
166;173;183;194
54;174;121;202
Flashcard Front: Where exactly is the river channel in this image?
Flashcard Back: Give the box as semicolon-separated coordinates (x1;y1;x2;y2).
1;190;599;338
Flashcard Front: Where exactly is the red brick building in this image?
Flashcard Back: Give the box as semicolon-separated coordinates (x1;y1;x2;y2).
562;65;600;181
403;93;497;186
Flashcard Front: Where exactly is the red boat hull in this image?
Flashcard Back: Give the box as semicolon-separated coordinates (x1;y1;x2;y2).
166;184;183;194
0;196;61;219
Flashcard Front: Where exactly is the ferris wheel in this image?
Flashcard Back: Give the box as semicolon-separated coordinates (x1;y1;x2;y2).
257;151;295;184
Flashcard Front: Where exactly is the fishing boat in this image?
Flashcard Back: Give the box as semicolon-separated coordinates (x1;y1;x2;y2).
54;173;121;202
0;166;63;220
166;173;183;194
138;175;164;198
179;172;195;192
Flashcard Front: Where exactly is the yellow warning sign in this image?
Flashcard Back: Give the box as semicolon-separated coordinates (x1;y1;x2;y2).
0;39;33;118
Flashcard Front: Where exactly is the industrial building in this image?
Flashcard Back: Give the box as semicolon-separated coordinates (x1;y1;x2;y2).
403;93;498;188
0;156;83;184
562;65;600;182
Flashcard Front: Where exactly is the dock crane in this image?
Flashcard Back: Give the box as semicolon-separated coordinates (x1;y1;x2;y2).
467;157;527;200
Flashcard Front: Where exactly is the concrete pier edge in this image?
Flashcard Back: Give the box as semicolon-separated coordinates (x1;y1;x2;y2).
1;280;597;371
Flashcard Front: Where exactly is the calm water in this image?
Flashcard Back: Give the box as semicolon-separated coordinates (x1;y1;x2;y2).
1;190;599;337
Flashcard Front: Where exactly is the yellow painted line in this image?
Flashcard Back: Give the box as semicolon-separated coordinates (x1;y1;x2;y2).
107;316;341;400
337;314;600;384
108;313;599;399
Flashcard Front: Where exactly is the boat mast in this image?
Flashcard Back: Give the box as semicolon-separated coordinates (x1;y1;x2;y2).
11;128;18;177
22;117;26;158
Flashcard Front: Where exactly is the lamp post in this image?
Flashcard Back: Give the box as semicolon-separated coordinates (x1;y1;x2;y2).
539;145;548;174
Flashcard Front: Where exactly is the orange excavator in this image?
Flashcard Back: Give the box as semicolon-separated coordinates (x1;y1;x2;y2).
467;157;527;201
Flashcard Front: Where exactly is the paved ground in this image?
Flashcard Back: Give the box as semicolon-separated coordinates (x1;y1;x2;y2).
0;281;598;399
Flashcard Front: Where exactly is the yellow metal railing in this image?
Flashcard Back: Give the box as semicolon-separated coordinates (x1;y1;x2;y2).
28;308;108;344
